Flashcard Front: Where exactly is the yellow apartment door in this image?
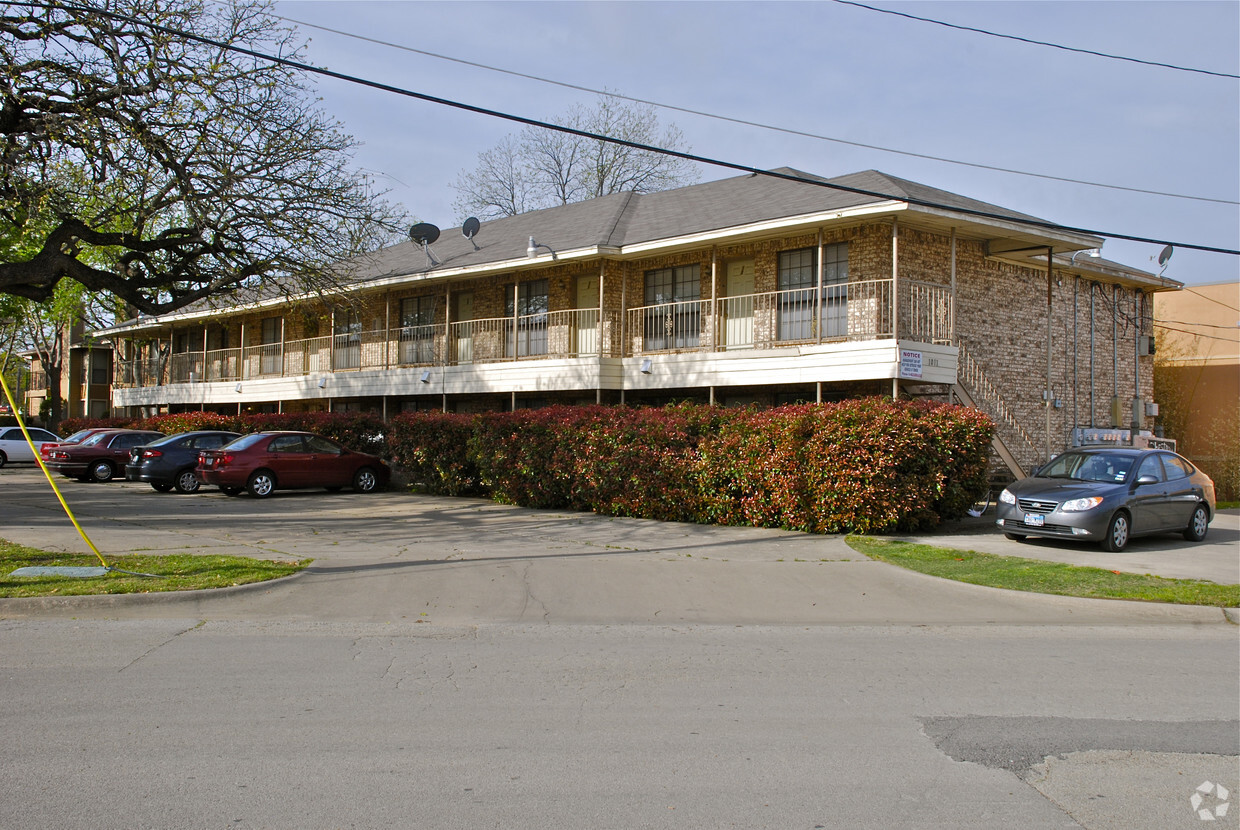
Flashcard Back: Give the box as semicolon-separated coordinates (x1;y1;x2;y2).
575;275;600;356
724;260;755;349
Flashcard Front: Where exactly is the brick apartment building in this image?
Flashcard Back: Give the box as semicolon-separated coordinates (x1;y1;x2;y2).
97;169;1177;477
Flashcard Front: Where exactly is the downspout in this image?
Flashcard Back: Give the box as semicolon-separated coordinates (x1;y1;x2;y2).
1045;248;1053;460
1132;290;1141;433
1072;276;1078;436
1112;284;1118;424
1089;282;1095;427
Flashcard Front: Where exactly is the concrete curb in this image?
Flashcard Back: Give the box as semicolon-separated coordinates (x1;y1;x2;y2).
1224;607;1240;625
0;569;304;613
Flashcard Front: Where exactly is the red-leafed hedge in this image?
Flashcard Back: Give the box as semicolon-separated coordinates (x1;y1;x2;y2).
60;398;992;532
392;398;992;533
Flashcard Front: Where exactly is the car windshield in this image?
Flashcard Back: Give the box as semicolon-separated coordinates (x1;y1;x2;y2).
1039;452;1134;483
79;432;112;447
62;430;95;443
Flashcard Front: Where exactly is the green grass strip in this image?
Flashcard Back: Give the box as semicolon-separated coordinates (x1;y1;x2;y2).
847;536;1239;608
0;538;309;598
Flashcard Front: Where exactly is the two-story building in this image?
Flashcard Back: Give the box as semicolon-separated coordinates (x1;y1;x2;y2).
97;168;1176;477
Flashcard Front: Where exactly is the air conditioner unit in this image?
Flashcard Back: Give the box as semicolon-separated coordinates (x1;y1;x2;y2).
1137;335;1155;356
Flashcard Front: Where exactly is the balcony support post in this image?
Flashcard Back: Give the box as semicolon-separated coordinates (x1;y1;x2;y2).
816;229;824;344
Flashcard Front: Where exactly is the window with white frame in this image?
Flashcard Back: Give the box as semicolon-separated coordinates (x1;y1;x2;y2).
643;264;701;350
777;243;848;340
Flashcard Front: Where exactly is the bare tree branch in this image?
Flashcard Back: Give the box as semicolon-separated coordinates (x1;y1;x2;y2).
0;0;405;314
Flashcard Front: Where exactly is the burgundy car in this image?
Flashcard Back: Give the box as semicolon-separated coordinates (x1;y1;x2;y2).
38;427;114;463
46;429;166;482
196;431;390;498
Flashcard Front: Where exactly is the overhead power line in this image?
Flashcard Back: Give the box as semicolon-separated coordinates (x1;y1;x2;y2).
831;0;1240;80
278;14;1238;208
22;2;1240;258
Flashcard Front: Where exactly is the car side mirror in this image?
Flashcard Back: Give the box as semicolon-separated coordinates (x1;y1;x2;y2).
1136;474;1159;485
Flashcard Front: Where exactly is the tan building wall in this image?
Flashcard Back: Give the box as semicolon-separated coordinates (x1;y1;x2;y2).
1154;280;1239;497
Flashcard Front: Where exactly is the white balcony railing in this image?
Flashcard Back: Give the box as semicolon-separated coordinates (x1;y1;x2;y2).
113;279;954;389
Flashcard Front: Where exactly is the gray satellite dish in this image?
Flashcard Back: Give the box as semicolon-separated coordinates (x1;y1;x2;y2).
409;223;441;266
462;217;481;251
1157;244;1173;266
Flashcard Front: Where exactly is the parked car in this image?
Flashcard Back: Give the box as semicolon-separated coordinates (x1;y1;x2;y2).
47;429;166;482
38;427;113;462
196;431;390;498
0;426;60;467
996;447;1216;552
125;430;242;493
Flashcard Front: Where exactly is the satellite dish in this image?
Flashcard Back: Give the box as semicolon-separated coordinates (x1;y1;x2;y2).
1157;244;1174;267
408;223;440;246
462;217;481;251
408;222;441;267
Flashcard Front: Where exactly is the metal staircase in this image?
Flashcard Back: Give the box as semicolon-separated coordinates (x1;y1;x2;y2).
953;342;1037;481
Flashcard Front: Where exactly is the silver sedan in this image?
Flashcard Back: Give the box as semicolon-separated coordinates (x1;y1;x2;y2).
996;447;1216;552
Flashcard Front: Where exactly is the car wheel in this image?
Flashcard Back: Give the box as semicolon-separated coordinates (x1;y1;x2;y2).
1102;511;1130;552
0;450;7;468
1183;504;1210;542
247;470;276;498
151;482;174;493
174;469;201;494
1003;532;1027;542
352;467;379;494
89;460;115;483
221;486;243;497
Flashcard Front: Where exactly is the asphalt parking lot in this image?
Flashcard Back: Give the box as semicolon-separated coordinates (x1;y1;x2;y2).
0;465;1234;624
1;465;1236;830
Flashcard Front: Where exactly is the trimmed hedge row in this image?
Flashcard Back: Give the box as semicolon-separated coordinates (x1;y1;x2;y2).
389;398;993;533
59;398;992;532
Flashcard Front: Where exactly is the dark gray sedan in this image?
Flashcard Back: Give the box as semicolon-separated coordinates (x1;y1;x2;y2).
996;447;1215;552
125;430;242;493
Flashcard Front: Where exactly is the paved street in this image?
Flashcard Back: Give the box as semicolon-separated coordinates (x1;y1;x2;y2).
0;467;1237;829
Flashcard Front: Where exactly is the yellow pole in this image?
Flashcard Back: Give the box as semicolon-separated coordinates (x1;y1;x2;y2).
0;371;109;568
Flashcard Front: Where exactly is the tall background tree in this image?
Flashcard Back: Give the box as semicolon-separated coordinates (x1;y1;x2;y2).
0;0;404;316
453;95;701;220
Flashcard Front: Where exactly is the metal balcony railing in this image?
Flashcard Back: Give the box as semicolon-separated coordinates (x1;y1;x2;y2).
112;278;955;389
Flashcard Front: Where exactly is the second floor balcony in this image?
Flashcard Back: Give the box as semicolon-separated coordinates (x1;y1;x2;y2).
114;278;953;391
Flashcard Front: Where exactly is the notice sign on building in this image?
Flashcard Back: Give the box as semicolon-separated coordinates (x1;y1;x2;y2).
900;349;923;379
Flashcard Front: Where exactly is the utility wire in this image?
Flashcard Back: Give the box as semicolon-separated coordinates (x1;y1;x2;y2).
831;0;1240;80
278;14;1238;207
20;1;1240;257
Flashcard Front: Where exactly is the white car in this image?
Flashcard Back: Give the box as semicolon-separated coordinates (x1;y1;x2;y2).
0;426;60;467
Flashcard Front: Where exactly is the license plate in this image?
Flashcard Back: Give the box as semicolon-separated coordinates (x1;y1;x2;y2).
1025;514;1045;527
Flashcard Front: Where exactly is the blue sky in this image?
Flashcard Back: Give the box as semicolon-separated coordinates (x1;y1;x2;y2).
275;1;1239;287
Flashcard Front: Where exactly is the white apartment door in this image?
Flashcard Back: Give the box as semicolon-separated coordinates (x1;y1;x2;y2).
454;292;474;364
574;275;600;356
724;260;755;349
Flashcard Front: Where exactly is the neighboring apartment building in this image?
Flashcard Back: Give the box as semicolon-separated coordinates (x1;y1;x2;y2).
1154;280;1239;497
22;327;113;423
98;169;1175;477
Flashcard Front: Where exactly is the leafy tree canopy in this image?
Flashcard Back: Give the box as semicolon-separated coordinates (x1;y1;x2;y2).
0;0;405;315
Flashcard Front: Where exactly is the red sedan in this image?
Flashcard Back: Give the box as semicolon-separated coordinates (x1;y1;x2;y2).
196;431;390;498
46;429;166;482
